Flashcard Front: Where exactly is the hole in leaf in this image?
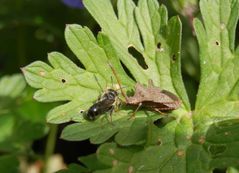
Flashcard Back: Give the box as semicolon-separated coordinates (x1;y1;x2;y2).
157;42;161;49
128;46;148;69
154;116;175;128
138;29;145;48
235;22;239;48
215;41;220;46
120;60;136;82
61;79;66;83
172;54;177;61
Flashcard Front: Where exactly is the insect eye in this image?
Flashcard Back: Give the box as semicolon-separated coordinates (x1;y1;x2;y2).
108;92;116;99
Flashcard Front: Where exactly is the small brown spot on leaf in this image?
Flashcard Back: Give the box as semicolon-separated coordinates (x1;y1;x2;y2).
172;54;176;61
157;42;161;49
109;148;115;155
199;136;205;144
39;71;45;76
112;160;118;166
128;166;134;173
176;149;185;157
215;41;220;46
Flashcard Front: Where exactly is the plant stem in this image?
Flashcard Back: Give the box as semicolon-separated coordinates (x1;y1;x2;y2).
43;124;58;173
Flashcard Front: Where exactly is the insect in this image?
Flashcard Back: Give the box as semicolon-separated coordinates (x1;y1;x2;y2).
126;80;181;114
84;76;120;122
84;89;118;121
108;63;181;117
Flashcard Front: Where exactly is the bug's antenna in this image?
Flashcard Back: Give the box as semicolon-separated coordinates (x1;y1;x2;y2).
94;74;104;92
108;63;127;100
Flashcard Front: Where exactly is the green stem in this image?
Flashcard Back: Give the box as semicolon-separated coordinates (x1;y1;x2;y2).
43;124;58;173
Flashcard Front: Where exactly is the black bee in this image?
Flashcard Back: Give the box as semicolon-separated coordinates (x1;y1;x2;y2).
84;89;118;121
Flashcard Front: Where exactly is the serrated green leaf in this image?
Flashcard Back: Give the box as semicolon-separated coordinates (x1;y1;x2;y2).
95;140;188;173
195;0;239;109
201;119;239;170
23;0;189;130
193;0;239;136
88;119;193;173
84;0;190;108
191;0;239;171
21;0;239;172
61;111;132;144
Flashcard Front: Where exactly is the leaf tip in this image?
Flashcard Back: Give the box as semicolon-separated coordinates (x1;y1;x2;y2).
20;67;26;75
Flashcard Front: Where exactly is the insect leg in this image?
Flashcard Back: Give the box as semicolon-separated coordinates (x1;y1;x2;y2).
129;102;142;119
114;96;121;112
101;106;114;124
109;106;114;124
108;62;128;101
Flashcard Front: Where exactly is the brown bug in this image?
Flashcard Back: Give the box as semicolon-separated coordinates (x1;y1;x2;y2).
108;63;181;116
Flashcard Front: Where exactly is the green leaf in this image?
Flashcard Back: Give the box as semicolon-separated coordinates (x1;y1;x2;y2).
0;74;26;111
191;0;239;171
84;0;190;111
227;167;239;173
61;111;155;144
193;0;239;135
22;0;239;172
23;0;190;146
56;164;89;173
83;119;193;173
79;154;109;171
0;75;51;152
195;0;239;109
0;155;19;173
204;119;239;170
0;115;14;143
0;74;26;98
